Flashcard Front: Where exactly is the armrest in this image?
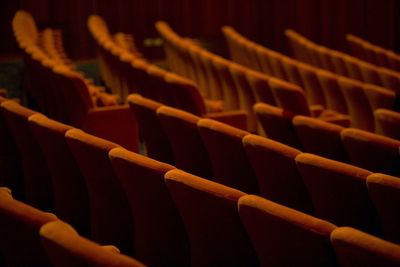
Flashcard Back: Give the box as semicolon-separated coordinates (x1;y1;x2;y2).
310;104;324;117
84;105;139;152
205;110;248;131
101;245;120;253
319;110;351;127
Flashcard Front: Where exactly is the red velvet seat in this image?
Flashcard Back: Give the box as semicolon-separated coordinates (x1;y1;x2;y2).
197;118;258;193
164;169;258;267
243;134;313;214
29;114;90;236
109;148;189;266
1;101;53;211
40;221;145;267
0;188;57;267
238;195;337;267
331;227;400;267
295;153;382;235
65;129;133;254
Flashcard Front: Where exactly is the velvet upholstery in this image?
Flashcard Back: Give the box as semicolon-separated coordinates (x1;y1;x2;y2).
0;97;24;200
29;114;90;236
109;147;189;266
157;106;213;178
127;94;174;164
331;227;400;267
292;115;349;162
253;102;301;149
65;129;133;254
164;169;258;267
295;153;382;235
238;195;337;267
341;128;400;176
243;134;313;214
374;108;400;140
197;118;258;193
0;188;57;267
367;173;400;243
40;221;145;267
1;101;53;211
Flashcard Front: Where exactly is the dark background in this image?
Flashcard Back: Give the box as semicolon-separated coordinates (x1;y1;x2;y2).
1;0;399;59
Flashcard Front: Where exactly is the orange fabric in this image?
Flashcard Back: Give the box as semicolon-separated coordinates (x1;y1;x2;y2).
109;148;189;266
239;195;337;267
164;169;258;267
40;221;145;267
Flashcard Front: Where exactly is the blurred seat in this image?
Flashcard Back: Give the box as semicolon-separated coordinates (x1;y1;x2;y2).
341;128;400;176
29;114;90;236
242;134;313;214
127;94;174;163
197;118;258;193
292;115;349;162
1;101;53;211
374;108;400;140
0;188;57;267
238;195;337;267
40;221;145;267
331;227;400;267
109;148;189;266
367;173;400;243
164;169;258;267
157;106;213;178
253;103;302;149
65;129;133;254
295;153;382;235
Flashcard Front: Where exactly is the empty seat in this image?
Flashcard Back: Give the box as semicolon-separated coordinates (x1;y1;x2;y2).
197;118;258;193
238;195;337;267
295;153;382;235
243;134;313;213
1;101;53;211
109;148;190;266
65;129;133;254
331;227;400;267
292;115;348;162
0;97;24;200
157;106;213;178
0;188;57;267
127;94;174;163
253;103;302;149
374;108;400;140
40;221;145;267
367;173;400;243
29;114;90;236
164;169;258;267
341;128;400;176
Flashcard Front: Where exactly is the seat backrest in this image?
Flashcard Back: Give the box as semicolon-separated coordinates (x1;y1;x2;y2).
331;227;400;267
246;69;275;106
295;153;382;235
197;118;258;193
164;169;258;267
40;221;145;267
127;94;174;164
374;108;400;140
292;115;348;162
0;188;57;267
1;101;53;211
65;129;133;254
109;148;189;266
367;173;400;243
157;106;213;178
253;103;301;149
29;114;90;236
242;134;313;214
316;69;348;114
238;195;337;267
338;77;374;131
341;128;400;176
269;78;311;116
0;98;23;200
